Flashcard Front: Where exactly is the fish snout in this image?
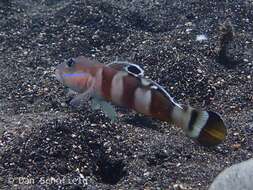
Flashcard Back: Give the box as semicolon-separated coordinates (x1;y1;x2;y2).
55;68;63;82
55;63;68;83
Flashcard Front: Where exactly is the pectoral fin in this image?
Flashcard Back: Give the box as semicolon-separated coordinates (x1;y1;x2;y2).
70;92;91;107
91;97;117;122
69;79;95;107
67;89;78;96
90;97;101;110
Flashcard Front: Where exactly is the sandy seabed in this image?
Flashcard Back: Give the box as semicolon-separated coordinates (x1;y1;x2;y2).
0;0;252;189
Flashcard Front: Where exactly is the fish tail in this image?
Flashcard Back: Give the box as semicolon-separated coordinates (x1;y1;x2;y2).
194;110;227;146
172;106;227;146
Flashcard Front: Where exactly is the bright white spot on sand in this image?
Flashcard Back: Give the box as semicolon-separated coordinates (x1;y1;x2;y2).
196;34;208;41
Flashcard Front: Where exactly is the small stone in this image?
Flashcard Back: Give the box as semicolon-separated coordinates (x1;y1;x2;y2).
92;34;99;40
186;28;193;33
144;172;150;177
185;22;193;26
197;69;203;73
173;184;187;190
105;45;111;50
209;159;253;190
60;102;66;107
231;143;241;150
115;135;121;140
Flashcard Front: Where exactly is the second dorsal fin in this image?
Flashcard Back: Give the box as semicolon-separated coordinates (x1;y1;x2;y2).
107;60;144;77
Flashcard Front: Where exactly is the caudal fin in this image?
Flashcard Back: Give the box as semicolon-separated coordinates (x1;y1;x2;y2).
193;111;227;146
172;106;227;146
185;109;227;146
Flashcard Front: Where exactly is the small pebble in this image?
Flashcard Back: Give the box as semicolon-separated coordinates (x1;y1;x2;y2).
233;132;239;136
144;172;150;177
173;184;188;190
197;69;203;73
231;143;241;150
60;102;67;107
185;22;193;26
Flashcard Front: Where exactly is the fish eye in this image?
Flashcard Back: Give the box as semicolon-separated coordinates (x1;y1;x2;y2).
67;58;75;67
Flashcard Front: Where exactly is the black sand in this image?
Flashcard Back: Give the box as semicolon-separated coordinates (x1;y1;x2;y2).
0;0;252;189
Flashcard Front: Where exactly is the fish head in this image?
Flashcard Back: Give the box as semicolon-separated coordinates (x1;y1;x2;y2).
55;56;98;93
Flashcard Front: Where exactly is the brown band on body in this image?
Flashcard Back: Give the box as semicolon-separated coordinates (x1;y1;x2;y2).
122;75;140;109
101;67;117;101
150;89;175;122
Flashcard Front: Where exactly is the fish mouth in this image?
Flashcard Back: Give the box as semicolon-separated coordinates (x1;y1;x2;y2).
55;68;62;82
55;63;67;83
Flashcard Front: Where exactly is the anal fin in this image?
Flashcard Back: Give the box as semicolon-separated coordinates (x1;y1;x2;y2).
70;92;91;108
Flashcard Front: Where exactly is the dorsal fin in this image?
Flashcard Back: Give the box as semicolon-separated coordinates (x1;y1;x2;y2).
107;60;144;77
142;78;183;109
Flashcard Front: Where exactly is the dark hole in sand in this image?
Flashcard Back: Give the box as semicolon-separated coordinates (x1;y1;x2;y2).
147;151;169;166
94;158;127;185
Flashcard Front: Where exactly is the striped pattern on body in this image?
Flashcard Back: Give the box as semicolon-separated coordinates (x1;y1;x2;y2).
56;56;227;146
94;63;226;146
97;66;176;122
